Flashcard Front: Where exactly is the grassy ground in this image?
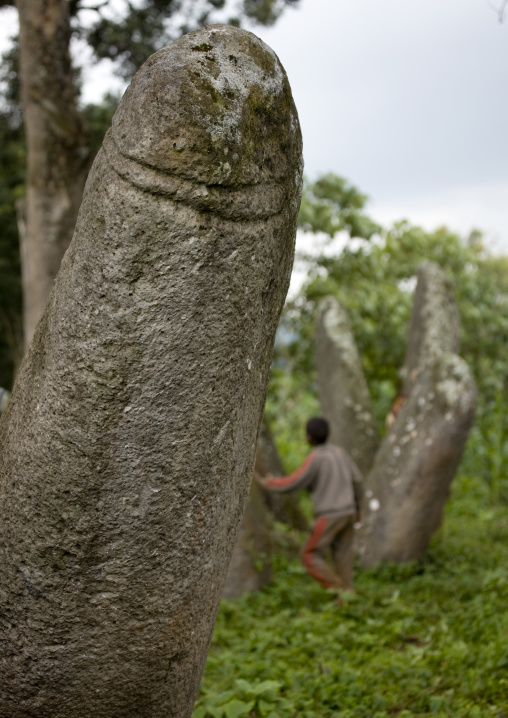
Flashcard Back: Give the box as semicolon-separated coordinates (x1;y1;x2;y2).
193;472;508;718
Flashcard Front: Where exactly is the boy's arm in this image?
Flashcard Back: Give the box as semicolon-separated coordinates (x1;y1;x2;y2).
261;451;318;493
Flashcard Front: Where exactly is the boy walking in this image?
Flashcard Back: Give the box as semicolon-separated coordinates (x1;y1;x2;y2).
256;417;363;592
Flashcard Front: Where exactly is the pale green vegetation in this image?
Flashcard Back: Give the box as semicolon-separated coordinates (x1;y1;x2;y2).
194;471;508;717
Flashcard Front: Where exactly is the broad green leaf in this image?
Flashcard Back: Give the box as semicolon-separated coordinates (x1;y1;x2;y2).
223;699;254;718
250;680;281;696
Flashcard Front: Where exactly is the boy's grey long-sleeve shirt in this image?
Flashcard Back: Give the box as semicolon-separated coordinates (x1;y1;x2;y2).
265;443;363;518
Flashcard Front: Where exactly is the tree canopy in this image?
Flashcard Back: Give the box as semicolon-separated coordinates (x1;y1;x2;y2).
1;0;301;81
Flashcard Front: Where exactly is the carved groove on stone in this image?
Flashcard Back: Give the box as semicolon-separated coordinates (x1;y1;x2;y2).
103;132;290;221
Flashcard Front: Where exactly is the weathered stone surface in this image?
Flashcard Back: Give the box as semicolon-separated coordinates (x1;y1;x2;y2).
316;296;380;474
359;263;475;565
222;482;272;599
256;419;308;530
359;354;476;565
401;262;459;396
0;25;302;718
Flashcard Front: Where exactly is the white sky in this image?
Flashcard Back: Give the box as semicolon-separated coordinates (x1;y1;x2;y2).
252;0;508;252
2;0;508;269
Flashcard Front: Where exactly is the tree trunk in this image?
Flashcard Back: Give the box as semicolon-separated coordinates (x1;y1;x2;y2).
316;295;380;474
359;263;476;565
16;0;89;348
0;25;303;718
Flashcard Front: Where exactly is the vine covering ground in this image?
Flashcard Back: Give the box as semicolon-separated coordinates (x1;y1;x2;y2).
193;471;508;717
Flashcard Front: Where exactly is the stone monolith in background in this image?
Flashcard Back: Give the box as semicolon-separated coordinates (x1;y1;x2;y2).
359;263;476;566
401;261;460;396
257;419;308;531
0;25;302;718
316;296;380;474
222;481;272;599
223;420;308;600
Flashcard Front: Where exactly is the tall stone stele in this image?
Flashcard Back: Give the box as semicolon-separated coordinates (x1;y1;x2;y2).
0;25;303;718
315;265;476;566
222;420;308;600
359;262;476;565
316;296;380;474
222;481;272;600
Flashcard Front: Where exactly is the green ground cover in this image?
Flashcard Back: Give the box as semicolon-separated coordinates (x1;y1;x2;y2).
193;472;508;717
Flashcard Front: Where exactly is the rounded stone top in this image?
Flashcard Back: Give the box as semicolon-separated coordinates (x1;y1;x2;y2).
110;24;303;189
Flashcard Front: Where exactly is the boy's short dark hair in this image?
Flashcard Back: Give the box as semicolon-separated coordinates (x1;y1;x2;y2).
306;417;329;444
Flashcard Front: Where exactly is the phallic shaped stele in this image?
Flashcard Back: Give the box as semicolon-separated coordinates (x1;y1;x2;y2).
0;25;302;718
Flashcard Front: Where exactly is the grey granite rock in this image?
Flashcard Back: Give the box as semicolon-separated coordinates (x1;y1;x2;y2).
359;263;475;565
359;353;476;565
0;25;302;718
256;419;308;531
401;261;460;396
316;296;380;474
222;419;308;600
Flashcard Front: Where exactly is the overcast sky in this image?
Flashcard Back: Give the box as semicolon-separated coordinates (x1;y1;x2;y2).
2;0;508;256
253;0;508;253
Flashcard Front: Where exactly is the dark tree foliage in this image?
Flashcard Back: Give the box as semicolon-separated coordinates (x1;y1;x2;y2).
79;0;300;77
0;95;119;389
0;109;24;386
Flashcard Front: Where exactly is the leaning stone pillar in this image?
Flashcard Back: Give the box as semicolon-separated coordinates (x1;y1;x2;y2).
316;296;380;474
256;419;308;530
222;419;308;600
222;482;272;600
359;263;476;566
0;25;302;718
401;261;460;396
